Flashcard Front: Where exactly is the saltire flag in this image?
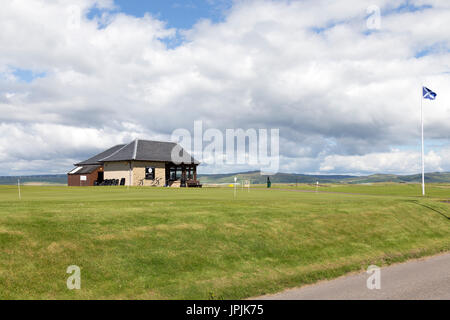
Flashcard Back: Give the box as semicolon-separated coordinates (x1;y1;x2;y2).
423;87;437;100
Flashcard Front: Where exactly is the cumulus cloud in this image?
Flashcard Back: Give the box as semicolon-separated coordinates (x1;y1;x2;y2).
319;149;447;175
0;0;449;175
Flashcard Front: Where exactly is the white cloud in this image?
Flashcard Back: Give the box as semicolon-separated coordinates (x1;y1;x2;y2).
0;0;449;175
319;148;447;175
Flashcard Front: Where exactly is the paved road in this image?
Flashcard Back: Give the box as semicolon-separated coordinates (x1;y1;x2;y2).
256;253;450;300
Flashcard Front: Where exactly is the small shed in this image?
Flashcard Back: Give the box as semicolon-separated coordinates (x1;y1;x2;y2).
68;165;103;187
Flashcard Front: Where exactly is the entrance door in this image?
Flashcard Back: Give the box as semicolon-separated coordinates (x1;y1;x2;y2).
97;171;104;184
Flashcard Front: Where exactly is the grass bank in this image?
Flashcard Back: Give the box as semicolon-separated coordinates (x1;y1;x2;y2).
0;185;449;299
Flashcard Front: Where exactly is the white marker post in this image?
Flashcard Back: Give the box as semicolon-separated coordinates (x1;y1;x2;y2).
18;178;21;200
316;181;319;193
234;176;237;199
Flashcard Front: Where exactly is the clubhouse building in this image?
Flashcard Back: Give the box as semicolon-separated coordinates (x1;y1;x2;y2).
68;139;200;188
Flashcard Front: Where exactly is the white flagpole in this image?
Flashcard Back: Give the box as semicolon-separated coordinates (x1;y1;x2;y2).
18;178;21;200
421;87;425;196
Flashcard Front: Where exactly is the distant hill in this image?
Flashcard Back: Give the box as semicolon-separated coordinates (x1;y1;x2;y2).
0;175;67;185
1;171;450;186
198;171;450;184
198;171;356;184
341;172;450;184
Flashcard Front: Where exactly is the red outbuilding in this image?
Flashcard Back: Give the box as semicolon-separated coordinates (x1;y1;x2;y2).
67;165;104;187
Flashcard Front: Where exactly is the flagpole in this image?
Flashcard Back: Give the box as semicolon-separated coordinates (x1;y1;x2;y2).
421;86;425;196
18;178;21;200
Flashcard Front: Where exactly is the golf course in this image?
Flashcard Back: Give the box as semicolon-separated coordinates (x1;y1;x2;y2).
0;184;449;299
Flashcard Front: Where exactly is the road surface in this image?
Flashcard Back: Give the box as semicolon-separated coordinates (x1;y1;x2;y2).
256;253;450;300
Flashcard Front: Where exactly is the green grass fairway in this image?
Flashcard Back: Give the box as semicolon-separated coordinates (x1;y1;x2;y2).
0;185;449;299
265;182;450;198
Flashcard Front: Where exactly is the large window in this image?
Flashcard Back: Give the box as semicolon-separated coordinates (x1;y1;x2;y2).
166;165;196;182
169;167;182;181
145;167;155;180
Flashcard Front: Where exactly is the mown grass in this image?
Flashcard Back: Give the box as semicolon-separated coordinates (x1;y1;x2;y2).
268;182;450;198
0;185;449;299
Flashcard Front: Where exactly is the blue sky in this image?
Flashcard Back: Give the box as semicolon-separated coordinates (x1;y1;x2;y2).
93;0;232;29
13;69;46;83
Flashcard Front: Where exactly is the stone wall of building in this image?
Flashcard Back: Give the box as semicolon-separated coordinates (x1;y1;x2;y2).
104;161;167;187
104;161;132;186
132;161;166;187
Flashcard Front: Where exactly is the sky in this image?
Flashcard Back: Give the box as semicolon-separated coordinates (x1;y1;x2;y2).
0;0;449;176
111;0;232;29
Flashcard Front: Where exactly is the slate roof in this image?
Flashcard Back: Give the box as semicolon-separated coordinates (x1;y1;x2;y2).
68;165;102;175
75;140;199;166
76;144;125;166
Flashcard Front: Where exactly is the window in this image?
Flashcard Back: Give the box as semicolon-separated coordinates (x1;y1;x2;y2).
169;166;182;181
145;167;155;180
